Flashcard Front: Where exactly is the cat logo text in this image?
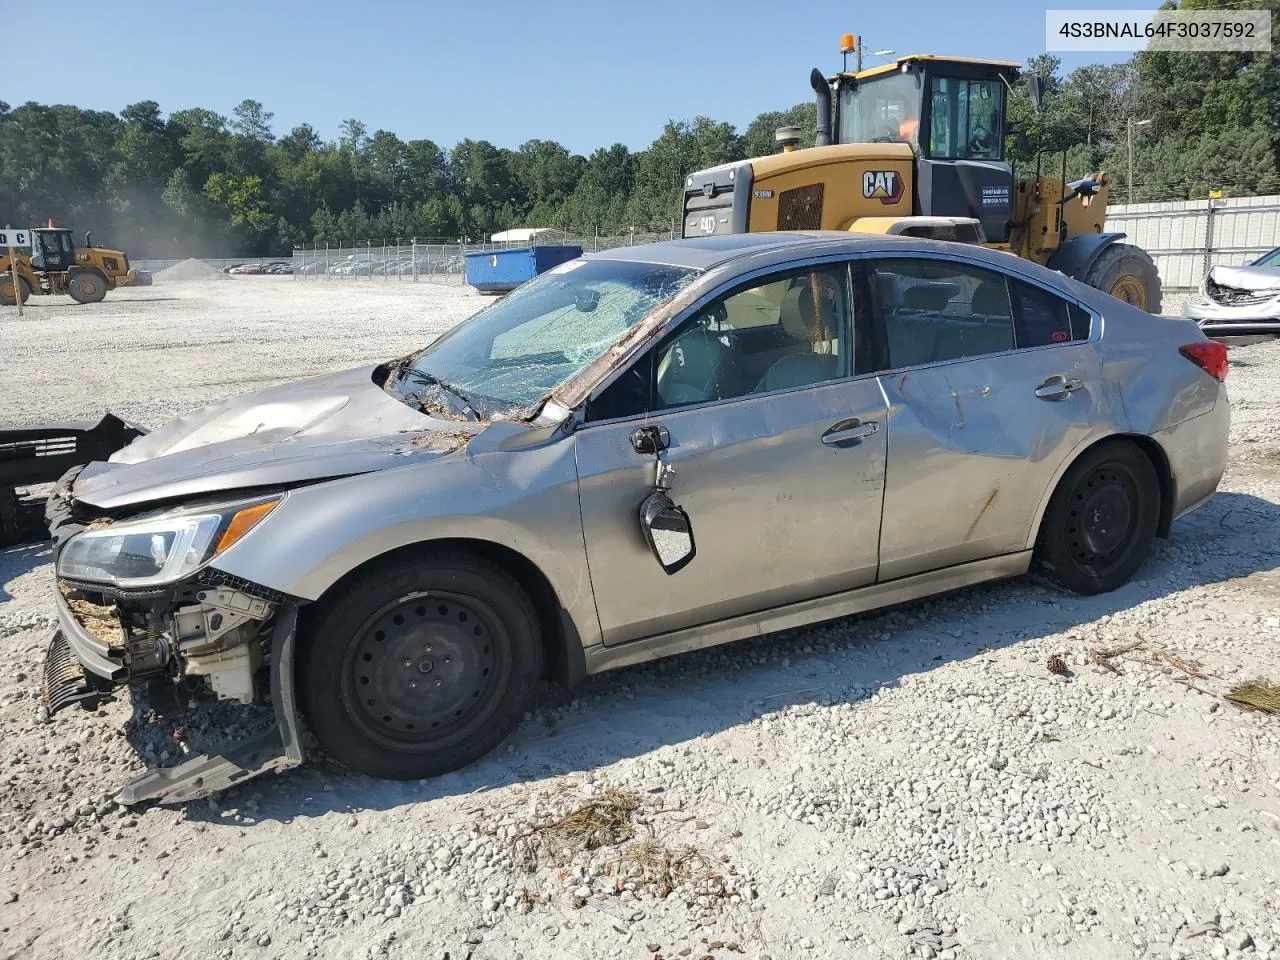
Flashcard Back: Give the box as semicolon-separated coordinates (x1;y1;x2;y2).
863;171;904;205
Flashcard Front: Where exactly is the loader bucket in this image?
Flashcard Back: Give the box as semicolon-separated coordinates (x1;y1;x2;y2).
0;414;146;546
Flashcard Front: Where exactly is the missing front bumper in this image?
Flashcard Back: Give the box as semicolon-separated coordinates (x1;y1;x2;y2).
41;606;306;806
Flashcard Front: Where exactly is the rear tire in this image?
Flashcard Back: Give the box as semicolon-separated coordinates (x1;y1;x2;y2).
0;274;31;306
67;271;107;304
1035;439;1161;595
300;550;544;780
1085;243;1161;314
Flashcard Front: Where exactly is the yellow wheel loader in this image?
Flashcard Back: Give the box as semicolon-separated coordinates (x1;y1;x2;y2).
682;53;1161;312
1;227;152;307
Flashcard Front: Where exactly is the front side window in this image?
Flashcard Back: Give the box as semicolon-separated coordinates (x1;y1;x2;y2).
927;78;1003;160
42;232;72;254
398;258;696;418
588;265;853;420
869;258;1015;368
838;72;923;147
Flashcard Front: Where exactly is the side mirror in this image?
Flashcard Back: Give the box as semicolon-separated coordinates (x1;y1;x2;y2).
639;490;695;575
1028;76;1045;113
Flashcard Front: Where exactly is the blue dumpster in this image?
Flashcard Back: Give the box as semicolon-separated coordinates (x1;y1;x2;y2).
464;245;583;294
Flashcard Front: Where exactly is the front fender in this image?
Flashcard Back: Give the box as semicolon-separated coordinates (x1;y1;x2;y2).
209;440;601;648
1046;232;1125;282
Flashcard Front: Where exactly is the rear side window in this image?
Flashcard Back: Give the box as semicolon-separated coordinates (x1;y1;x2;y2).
1068;302;1093;340
868;258;1015;368
1010;280;1089;347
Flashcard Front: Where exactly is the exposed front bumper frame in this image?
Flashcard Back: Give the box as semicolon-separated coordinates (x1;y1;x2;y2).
116;607;305;806
53;586;128;683
44;599;306;806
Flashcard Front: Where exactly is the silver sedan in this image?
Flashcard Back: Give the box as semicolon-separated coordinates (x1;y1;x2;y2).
1183;246;1280;336
43;232;1230;803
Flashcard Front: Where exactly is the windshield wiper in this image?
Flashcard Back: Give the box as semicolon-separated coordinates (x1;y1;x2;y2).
398;368;479;421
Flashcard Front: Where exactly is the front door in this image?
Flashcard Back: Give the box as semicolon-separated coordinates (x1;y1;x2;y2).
866;256;1103;580
575;262;889;646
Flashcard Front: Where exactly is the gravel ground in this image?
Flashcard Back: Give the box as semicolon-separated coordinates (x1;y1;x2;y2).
1;280;1278;960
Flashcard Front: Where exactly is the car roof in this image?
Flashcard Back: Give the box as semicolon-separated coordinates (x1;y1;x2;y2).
588;231;1037;276
588;232;904;271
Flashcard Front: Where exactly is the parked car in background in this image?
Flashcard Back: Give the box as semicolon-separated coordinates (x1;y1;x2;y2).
1183;246;1280;336
228;263;264;275
42;232;1229;804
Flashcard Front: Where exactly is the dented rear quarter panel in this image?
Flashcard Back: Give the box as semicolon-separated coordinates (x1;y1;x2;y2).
1020;288;1229;542
1080;293;1229;518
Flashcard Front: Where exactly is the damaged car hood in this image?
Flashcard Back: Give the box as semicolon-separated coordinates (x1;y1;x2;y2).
1209;264;1280;292
73;366;481;510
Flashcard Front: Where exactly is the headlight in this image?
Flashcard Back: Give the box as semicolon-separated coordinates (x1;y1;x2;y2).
57;495;282;588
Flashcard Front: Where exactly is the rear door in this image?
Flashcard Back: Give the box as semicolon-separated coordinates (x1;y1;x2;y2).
575;260;888;646
865;255;1103;581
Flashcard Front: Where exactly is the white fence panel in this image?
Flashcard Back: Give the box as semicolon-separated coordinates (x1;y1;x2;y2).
1106;195;1280;290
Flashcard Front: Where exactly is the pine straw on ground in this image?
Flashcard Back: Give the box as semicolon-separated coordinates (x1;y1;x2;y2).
615;838;714;899
532;789;641;864
1224;681;1280;715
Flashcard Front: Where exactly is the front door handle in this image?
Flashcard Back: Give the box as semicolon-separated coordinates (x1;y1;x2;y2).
821;418;879;447
1035;375;1084;401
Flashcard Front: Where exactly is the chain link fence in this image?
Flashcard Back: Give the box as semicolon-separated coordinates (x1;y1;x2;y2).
290;230;678;283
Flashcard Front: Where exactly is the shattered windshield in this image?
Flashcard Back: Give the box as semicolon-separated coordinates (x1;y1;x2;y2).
396;258;697;416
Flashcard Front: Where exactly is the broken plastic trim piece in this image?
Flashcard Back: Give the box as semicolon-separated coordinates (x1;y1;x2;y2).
117;607;305;806
42;631;103;714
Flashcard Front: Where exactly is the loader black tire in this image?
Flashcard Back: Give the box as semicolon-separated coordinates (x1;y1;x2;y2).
0;273;31;307
67;271;107;304
1084;243;1161;314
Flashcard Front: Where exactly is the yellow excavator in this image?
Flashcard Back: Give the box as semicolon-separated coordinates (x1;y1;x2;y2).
682;46;1161;312
1;225;152;306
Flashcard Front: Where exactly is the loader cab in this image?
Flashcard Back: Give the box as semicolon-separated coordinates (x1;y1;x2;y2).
834;56;1019;242
30;228;76;272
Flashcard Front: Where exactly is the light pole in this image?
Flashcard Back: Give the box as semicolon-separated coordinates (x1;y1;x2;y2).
1127;118;1153;204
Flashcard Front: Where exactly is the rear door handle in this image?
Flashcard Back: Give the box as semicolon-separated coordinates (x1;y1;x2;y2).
1035;375;1084;401
822;418;879;447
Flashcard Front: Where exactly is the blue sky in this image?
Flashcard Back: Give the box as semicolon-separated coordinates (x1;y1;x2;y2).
12;0;1130;154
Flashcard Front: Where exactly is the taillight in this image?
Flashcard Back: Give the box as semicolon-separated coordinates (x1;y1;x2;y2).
1179;341;1228;382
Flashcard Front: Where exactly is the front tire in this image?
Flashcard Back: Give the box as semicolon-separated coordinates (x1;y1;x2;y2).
300;550;544;780
1035;440;1161;595
68;271;107;304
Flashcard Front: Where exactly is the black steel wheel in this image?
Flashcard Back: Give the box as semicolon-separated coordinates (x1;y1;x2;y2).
301;550;544;780
1036;440;1160;595
343;591;507;750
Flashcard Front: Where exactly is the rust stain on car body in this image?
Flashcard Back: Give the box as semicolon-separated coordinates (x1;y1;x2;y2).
964;487;1000;541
